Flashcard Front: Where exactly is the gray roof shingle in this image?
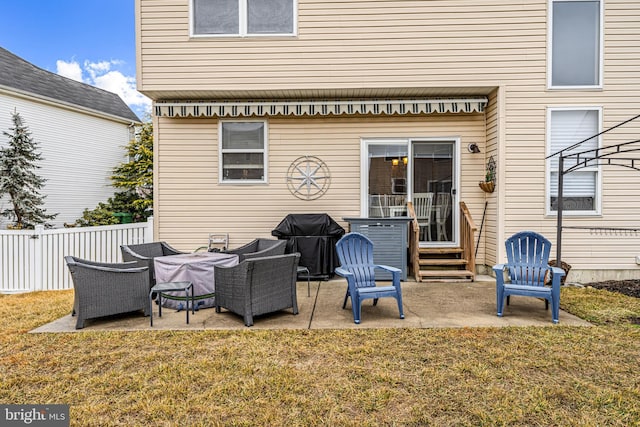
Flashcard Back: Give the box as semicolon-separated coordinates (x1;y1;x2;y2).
0;47;140;123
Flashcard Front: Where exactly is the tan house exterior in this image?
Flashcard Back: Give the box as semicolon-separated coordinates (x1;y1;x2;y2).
136;0;640;282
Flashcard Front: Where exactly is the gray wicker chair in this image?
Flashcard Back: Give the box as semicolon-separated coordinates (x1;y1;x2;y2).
64;256;150;329
120;241;185;286
222;238;286;262
215;253;300;326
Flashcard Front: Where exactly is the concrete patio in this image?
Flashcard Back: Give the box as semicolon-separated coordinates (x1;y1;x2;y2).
32;275;589;333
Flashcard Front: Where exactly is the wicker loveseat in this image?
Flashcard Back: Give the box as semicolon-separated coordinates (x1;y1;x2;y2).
64;256;150;329
214;253;300;326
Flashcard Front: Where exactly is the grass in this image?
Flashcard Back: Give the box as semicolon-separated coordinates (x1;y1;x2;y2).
561;285;640;325
0;287;639;426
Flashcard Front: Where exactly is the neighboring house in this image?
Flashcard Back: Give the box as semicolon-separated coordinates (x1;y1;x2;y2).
136;0;640;283
0;47;140;228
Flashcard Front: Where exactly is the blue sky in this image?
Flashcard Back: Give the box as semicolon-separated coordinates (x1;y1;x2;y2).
0;0;150;118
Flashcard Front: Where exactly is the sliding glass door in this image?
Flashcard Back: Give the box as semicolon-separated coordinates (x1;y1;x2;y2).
363;139;458;246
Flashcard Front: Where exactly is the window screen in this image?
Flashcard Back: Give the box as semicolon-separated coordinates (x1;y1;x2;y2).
220;122;266;182
248;0;293;34
194;0;239;35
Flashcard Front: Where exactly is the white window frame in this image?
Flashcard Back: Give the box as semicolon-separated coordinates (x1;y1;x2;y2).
190;0;298;38
548;0;603;89
546;106;602;216
219;120;268;184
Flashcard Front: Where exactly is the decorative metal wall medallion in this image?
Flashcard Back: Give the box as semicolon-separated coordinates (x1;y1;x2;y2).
286;155;331;200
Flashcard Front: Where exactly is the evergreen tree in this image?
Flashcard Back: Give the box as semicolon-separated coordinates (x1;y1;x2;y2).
0;111;57;228
111;119;153;217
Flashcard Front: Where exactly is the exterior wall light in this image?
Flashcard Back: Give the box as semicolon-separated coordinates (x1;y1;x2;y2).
468;143;481;153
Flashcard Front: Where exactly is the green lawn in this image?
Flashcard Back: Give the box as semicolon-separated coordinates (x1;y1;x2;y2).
0;287;639;426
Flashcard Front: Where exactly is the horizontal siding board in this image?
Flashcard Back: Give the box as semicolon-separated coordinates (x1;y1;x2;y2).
155;114;487;251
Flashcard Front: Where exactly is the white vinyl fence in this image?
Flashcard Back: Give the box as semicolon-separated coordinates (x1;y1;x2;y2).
0;218;153;293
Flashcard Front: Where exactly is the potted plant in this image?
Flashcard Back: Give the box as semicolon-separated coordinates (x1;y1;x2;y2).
479;156;496;193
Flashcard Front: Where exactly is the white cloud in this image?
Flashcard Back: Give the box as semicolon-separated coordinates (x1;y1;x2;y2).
84;60;112;79
93;70;150;110
56;60;84;82
56;59;151;118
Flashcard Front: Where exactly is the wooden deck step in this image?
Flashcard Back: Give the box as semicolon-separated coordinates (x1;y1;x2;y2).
414;245;474;282
419;258;468;266
419;270;475;279
419;247;463;255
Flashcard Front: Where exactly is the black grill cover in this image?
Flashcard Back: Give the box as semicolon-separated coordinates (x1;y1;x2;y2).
272;213;345;280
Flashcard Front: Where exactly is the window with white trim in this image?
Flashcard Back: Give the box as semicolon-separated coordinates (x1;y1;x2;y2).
192;0;295;36
548;108;601;214
550;0;602;88
220;121;267;183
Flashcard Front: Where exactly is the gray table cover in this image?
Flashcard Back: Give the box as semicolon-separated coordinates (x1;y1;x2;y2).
154;252;239;309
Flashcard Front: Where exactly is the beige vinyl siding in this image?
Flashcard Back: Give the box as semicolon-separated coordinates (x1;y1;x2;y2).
136;0;639;98
478;88;500;270
137;0;547;97
499;87;640;276
493;0;640;273
155;113;486;251
140;0;640;280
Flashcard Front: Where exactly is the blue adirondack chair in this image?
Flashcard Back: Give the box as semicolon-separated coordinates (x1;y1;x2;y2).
335;232;404;324
493;231;565;324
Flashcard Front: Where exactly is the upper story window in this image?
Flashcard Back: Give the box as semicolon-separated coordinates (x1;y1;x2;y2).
547;108;601;215
192;0;296;36
219;121;268;183
549;0;603;88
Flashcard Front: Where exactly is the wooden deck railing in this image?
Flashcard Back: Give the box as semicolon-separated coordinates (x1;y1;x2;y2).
406;201;422;282
459;201;477;281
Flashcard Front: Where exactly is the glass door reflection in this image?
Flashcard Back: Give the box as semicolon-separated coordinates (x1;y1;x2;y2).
367;144;408;218
412;142;454;244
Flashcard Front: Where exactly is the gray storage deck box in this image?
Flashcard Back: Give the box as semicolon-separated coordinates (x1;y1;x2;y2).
343;217;410;280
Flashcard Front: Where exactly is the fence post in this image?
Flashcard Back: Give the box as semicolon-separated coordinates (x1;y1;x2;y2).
33;225;44;291
145;216;154;243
